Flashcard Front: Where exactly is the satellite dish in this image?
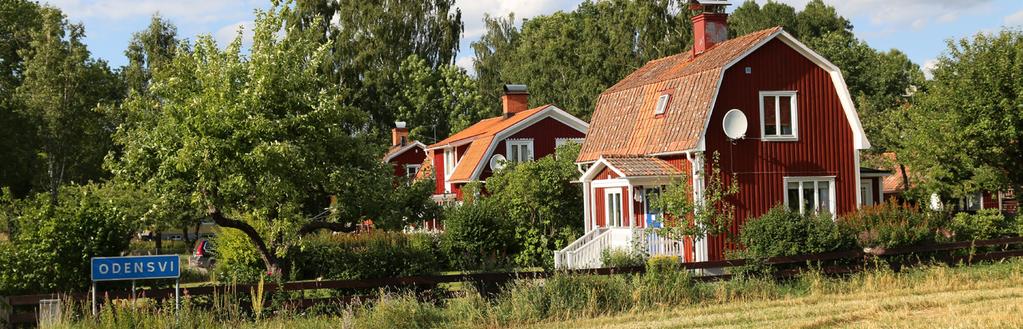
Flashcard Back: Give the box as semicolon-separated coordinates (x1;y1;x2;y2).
490;154;507;171
722;109;748;140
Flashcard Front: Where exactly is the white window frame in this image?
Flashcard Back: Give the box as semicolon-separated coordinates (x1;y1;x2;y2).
555;138;585;148
506;138;534;162
759;91;799;141
604;187;624;227
860;178;875;206
654;94;671;115
443;148;457;193
405;164;421;178
783;176;836;216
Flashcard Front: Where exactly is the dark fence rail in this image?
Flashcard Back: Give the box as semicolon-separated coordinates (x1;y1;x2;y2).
7;236;1023;325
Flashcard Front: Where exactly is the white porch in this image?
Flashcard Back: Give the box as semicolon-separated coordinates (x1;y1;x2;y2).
556;155;703;269
554;227;687;269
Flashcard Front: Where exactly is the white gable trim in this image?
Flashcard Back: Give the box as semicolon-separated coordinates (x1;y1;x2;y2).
579;157;627;182
456;105;590;183
695;29;870;151
383;141;427;163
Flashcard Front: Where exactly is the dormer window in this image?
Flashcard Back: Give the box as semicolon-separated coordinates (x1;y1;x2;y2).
760;91;798;141
654;94;671;116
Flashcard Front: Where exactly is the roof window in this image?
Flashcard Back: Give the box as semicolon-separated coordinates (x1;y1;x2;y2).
654;94;671;116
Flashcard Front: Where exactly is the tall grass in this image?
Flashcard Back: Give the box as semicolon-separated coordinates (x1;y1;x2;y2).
49;258;1023;329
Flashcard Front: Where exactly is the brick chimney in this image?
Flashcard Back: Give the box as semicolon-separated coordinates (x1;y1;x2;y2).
502;84;529;118
392;121;409;147
690;0;730;56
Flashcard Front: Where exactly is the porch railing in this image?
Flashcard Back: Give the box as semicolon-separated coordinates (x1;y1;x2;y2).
555;228;686;269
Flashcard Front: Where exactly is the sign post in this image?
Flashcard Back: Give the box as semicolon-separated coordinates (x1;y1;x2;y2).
90;255;181;315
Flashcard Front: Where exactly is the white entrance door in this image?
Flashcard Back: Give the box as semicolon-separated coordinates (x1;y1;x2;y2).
605;188;624;227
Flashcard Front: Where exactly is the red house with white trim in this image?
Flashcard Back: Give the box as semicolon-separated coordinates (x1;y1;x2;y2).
556;1;874;269
383;122;427;179
423;85;588;202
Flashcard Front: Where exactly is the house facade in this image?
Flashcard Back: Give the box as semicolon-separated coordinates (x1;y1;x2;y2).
383;122;427;179
556;1;874;269
423;85;588;203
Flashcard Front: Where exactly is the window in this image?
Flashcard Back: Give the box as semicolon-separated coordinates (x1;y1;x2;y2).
605;188;624;227
784;177;835;215
506;139;534;162
443;148;457;176
962;192;983;211
654;94;671;115
760;91;798;140
555;138;585;148
406;164;421;178
860;179;875;206
644;187;663;228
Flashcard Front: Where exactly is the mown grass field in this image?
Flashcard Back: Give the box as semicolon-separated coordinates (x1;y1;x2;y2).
50;260;1023;329
535;272;1023;328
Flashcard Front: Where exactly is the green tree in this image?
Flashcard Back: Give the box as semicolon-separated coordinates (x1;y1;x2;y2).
472;0;693;120
728;0;797;38
901;29;1023;198
109;6;390;275
652;152;740;242
287;0;463;131
485;143;585;268
393;54;493;142
14;7;122;205
122;14;179;97
0;0;43;196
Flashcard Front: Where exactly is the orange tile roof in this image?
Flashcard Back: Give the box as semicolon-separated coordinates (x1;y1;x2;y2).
881;152;910;194
414;156;432;181
604;156;681;177
427;105;553;183
578;27;782;162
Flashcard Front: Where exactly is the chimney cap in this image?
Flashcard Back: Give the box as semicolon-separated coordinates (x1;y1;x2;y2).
691;0;731;5
395;121;407;129
503;84;528;94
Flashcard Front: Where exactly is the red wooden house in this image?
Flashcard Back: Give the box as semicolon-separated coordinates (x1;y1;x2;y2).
383;122;427;179
422;85;588;203
556;1;876;269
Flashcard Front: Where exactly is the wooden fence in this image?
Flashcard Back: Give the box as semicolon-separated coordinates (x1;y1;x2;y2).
1;296;10;328
7;236;1023;326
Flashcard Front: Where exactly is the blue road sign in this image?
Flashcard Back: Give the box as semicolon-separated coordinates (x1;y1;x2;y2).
91;255;180;281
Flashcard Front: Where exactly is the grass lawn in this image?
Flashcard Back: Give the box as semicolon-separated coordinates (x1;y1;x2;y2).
534;266;1023;329
51;260;1023;329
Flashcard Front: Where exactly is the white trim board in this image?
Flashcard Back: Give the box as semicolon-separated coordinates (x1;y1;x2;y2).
383;141;427;163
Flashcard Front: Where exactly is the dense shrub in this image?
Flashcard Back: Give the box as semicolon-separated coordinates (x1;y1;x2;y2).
739;206;854;259
216;230;445;282
440;199;515;270
839;201;948;249
0;185;135;295
951;209;1011;241
600;248;644;268
292;231;443;280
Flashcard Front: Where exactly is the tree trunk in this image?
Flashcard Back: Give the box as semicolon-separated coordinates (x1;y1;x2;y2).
899;164;911;199
209;208;283;275
154;231;163;255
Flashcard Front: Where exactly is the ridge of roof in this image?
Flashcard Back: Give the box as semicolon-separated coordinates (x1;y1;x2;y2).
577;27;784;163
427;104;553;149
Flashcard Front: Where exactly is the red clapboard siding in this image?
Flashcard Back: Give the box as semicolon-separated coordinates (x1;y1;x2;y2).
479;117;586;180
702;39;858;261
389;147;426;178
433;151;445;195
594;187;606;227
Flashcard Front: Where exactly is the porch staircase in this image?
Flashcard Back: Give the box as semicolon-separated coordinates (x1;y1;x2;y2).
554;228;686;269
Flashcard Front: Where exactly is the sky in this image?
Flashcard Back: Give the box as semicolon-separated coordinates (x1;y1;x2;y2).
44;0;1023;77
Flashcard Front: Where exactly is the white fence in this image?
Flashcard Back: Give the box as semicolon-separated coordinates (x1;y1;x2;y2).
555;228;686;269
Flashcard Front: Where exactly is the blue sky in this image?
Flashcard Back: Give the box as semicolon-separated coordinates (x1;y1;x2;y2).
45;0;1023;77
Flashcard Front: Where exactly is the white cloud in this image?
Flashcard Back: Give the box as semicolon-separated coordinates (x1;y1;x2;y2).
215;20;254;49
457;0;584;39
44;0;264;24
455;55;475;73
757;0;994;30
922;58;939;80
1006;10;1023;26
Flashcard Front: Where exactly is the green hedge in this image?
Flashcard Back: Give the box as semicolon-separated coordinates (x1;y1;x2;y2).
215;230;445;282
739;206;854;259
839;201;949;249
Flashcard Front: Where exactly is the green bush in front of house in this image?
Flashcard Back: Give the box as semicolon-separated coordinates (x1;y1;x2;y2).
838;201;949;249
215;230;445;282
739;206;854;260
950;208;1012;241
440;198;516;270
